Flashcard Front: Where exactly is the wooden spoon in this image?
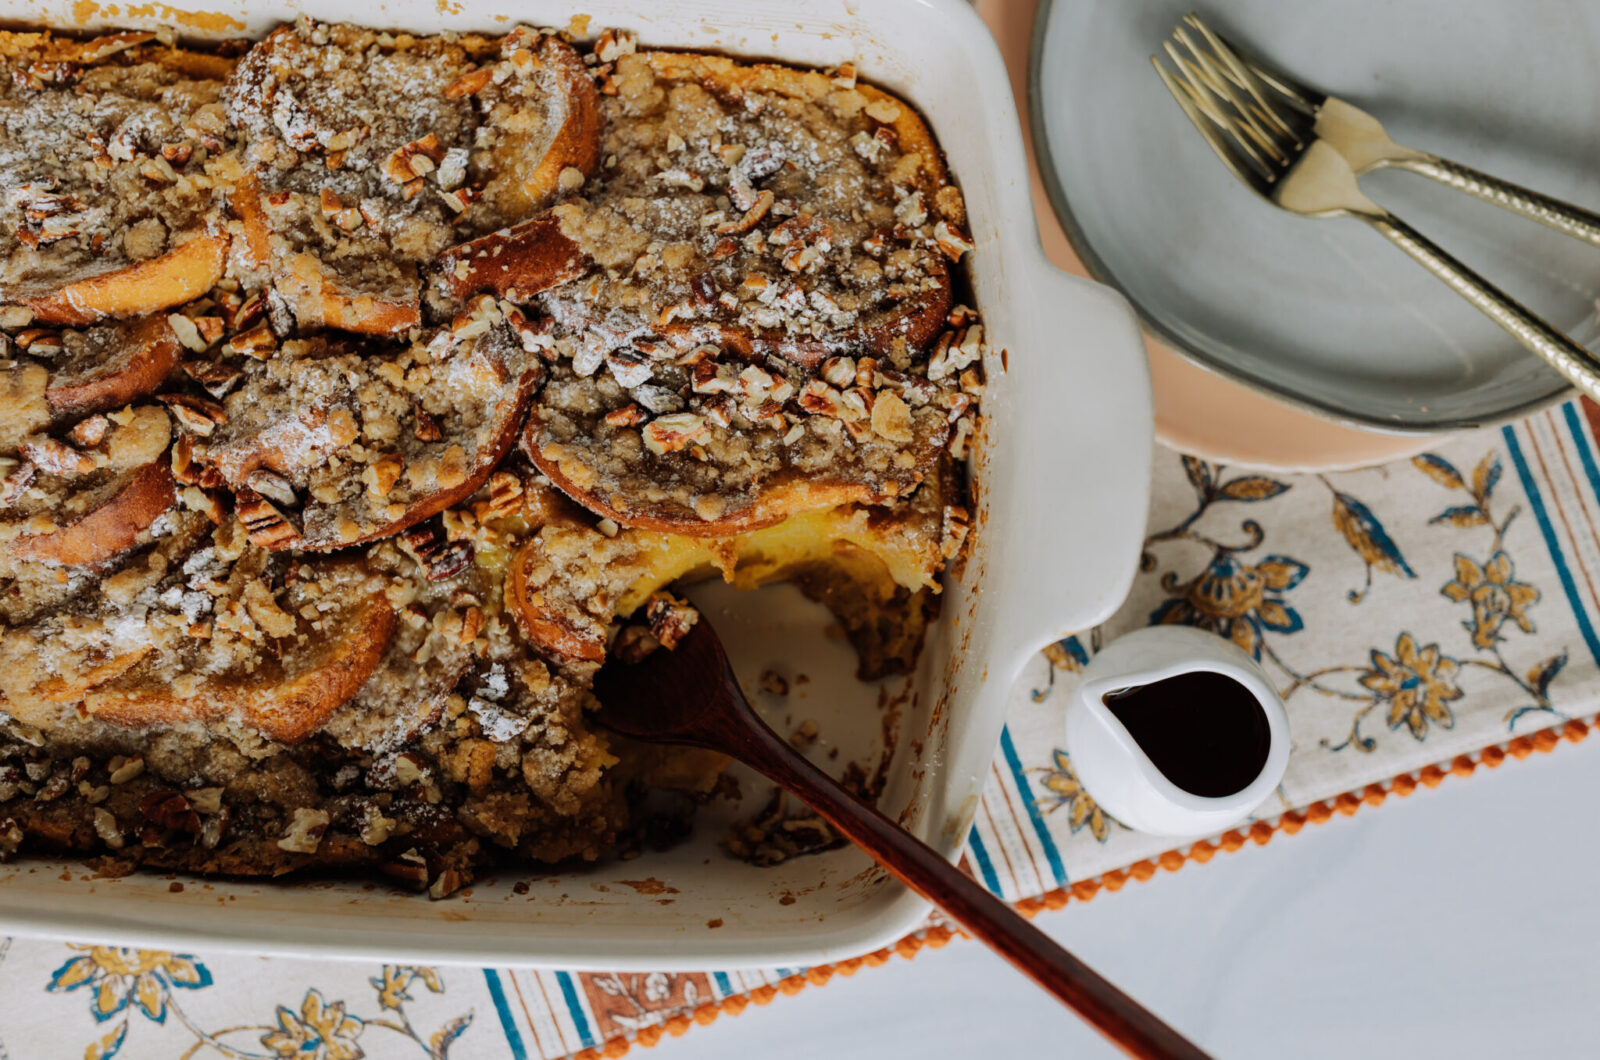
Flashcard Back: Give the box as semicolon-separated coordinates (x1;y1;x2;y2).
592;616;1213;1060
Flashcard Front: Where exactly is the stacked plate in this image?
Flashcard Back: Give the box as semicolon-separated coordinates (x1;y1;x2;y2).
1024;0;1600;467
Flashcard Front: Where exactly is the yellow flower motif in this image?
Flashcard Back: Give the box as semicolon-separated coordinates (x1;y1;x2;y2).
48;946;211;1024
1151;553;1307;659
1360;633;1463;740
261;989;364;1060
1035;750;1109;842
1442;551;1538;650
370;965;444;1011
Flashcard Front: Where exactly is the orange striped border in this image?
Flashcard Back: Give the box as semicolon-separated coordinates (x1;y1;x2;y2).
569;717;1592;1060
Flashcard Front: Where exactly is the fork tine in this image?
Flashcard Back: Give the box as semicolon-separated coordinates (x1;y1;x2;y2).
1184;17;1324;115
1160;42;1282;175
1174;19;1303;148
1179;14;1319;130
1151;56;1271;195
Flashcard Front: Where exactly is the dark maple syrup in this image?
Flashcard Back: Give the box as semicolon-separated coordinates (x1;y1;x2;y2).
1102;671;1270;798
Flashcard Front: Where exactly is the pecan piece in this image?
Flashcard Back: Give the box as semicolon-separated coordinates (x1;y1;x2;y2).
160;393;226;436
716;189;774;235
645;592;699;650
139;790;201;835
444;66;493;98
384;133;445;184
642;413;710;455
236;488;300;548
182;360;242;398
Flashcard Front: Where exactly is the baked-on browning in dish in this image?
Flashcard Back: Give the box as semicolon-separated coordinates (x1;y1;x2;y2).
0;21;984;897
225;20;601;335
0;31;233;323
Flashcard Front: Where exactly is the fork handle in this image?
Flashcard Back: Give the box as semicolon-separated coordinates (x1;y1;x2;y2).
1361;212;1600;404
1385;155;1600;250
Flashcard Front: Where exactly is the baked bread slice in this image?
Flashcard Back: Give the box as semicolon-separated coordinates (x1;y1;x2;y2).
0;495;638;888
8;315;185;420
0;401;177;571
503;49;962;360
498;50;979;532
225;20;600;335
0;32;233;323
199;298;543;550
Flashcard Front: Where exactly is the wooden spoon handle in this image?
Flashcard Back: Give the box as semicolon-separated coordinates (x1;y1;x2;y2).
724;720;1212;1060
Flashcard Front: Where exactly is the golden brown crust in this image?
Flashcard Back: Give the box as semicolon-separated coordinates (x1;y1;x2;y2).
6;458;175;567
642;51;949;195
84;588;396;743
276;252;422;337
25;235;229;326
493;32;604;216
44;315;183;419
437;216;592;303
507;539;608;663
528;445;914;536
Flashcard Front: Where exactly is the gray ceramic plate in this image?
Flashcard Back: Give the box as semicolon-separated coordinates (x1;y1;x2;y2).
1031;0;1600;431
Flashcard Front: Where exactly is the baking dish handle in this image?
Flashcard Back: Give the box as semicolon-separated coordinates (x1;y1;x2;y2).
986;255;1152;670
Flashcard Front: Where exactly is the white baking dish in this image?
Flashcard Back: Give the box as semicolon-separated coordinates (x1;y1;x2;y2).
0;0;1151;969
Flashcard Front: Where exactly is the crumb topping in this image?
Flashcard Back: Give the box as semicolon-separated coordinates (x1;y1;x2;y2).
0;31;231;300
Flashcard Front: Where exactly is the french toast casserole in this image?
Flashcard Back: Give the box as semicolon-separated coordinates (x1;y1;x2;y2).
0;21;985;896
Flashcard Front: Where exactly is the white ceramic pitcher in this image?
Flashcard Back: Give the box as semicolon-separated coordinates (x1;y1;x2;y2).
1065;625;1291;838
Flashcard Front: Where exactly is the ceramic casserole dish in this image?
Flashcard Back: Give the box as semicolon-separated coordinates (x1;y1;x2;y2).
0;0;1151;969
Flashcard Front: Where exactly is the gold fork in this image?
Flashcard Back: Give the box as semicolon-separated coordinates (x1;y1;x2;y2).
1205;15;1600;250
1153;16;1600;405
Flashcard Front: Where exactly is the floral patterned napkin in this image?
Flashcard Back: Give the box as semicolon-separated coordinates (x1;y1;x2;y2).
6;401;1600;1060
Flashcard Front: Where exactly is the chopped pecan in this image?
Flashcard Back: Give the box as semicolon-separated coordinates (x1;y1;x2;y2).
604;403;649;428
645;592;699;650
642;412;710;455
276;808;329;854
225;323;277;360
67;414;109;448
0;461;36;504
932;220;976;261
716;189;773;235
820;355;856;388
428;867;465;900
182;360;242;398
594;27;637;62
424;541;474;582
139;790;201;835
380;849;431;890
741;141;787;182
14;327;62;354
689;271;719;308
413;410;443;442
160;393;226;436
236;488;300;548
479;471;523;519
444;66;493;98
384;134;445;184
769;213;833;246
245;469;297;507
